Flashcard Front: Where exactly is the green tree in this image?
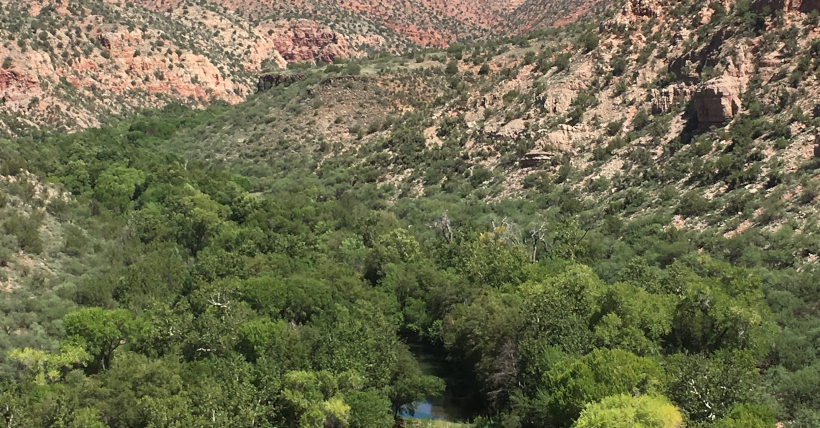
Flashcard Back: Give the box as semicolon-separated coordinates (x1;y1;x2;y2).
63;307;139;372
592;281;675;356
542;348;666;427
93;166;145;213
346;390;393;428
669;258;774;355
665;351;760;423
9;343;91;385
712;404;775;428
579;32;599;52
573;394;683;428
282;370;361;428
520;265;606;355
445;60;459;76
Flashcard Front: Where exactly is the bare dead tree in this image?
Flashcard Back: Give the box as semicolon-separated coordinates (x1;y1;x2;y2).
528;223;548;263
486;339;521;411
492;216;522;246
430;212;453;243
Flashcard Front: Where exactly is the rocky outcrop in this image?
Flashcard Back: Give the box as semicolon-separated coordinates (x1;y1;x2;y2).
538;88;575;115
629;0;660;17
692;76;743;128
651;84;693;115
257;74;306;92
266;20;351;65
520;151;552;168
0;70;42;112
604;0;661;28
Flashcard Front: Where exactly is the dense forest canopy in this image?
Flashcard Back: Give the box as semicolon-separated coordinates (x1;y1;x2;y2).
0;97;816;428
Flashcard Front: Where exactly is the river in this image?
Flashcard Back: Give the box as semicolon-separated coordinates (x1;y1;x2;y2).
400;343;477;423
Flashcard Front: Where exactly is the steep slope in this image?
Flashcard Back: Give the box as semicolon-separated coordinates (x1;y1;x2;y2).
132;0;517;47
500;0;613;32
0;0;361;134
0;0;628;135
130;0;611;47
170;0;820;254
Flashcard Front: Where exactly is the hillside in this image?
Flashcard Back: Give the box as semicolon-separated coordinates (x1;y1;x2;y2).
3;0;820;428
0;0;617;135
0;0;385;134
174;0;820;245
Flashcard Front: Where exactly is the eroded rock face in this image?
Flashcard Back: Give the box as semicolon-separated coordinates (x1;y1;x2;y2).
0;0;363;134
629;0;660;17
0;70;42;112
651;84;693;115
266;20;351;65
539;88;575;115
520;151;551;168
693;76;743;128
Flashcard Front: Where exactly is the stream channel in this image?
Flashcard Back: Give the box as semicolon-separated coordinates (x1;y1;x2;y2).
399;343;477;423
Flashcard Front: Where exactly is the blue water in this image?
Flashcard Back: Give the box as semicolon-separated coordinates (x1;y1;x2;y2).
400;343;471;422
400;401;456;421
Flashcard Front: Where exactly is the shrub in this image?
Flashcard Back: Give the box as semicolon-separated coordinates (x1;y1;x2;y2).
502;90;520;104
587;176;611;193
3;211;44;254
62;224;88;256
693;139;713;156
659;185;679;201
606;120;624;136
610;57;628;76
553;53;572;71
344;63;361;76
677;191;712;217
579;32;599;52
445;60;459;76
632;110;651;130
614;79;629;95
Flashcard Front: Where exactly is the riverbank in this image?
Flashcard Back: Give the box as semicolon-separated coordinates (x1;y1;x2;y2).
404;342;479;422
403;418;472;428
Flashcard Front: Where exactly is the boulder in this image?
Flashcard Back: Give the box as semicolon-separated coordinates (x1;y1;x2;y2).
519;151;551;168
692;76;743;128
538;88;574;114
